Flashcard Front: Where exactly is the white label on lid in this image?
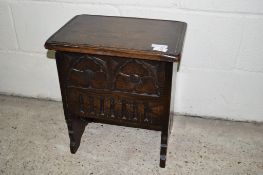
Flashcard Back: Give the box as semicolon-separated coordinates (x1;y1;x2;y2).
151;44;168;52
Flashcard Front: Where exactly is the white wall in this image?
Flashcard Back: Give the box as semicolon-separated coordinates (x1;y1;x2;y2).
0;0;263;122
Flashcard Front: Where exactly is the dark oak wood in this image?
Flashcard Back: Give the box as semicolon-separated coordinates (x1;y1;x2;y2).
45;15;186;168
45;15;186;62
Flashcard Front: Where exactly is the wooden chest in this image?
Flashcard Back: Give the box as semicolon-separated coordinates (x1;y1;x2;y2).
45;15;186;168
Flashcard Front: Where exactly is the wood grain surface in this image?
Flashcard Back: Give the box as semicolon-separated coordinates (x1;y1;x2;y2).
45;15;187;62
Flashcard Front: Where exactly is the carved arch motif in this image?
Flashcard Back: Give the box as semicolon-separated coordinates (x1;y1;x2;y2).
67;55;108;89
113;59;160;95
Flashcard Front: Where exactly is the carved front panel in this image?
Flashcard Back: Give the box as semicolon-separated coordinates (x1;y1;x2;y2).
58;52;167;128
67;87;163;126
65;54;165;96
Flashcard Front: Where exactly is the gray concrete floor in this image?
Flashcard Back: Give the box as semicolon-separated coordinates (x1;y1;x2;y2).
0;95;262;175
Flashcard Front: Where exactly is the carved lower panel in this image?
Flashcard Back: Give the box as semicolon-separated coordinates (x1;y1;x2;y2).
66;87;163;127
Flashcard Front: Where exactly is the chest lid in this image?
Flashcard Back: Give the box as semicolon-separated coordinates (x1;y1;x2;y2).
45;15;186;62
